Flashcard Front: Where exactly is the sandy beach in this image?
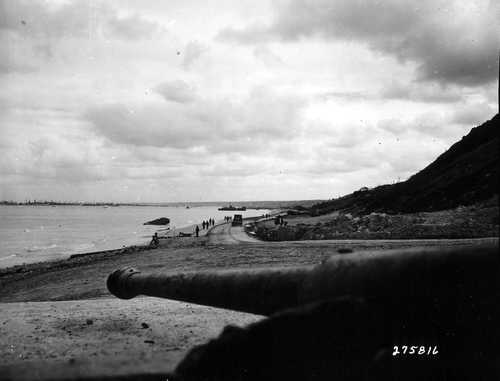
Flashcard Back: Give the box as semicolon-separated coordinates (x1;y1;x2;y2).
1;218;498;379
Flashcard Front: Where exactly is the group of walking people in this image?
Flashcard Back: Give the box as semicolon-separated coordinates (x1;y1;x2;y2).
223;216;233;223
202;218;215;230
195;217;216;237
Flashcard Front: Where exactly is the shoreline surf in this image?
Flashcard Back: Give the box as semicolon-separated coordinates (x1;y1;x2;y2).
0;205;270;269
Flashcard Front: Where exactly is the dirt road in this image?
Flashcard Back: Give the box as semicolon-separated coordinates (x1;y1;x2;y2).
206;220;498;248
207;222;262;244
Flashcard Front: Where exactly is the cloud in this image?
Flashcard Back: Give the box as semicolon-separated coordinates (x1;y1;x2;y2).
319;82;464;103
218;0;499;87
181;41;208;69
106;13;163;40
380;82;464;103
85;103;203;149
377;111;478;140
0;55;36;73
203;160;274;178
308;121;378;149
451;102;496;125
2;1;495;202
378;114;452;138
317;91;371;102
377;119;410;136
0;131;114;184
253;45;284;66
302;125;451;183
0;0;163;40
155;80;197;103
217;24;271;45
0;31;39;73
85;87;306;153
302;155;378;175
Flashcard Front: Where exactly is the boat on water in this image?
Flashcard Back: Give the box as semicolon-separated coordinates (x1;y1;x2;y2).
218;205;247;211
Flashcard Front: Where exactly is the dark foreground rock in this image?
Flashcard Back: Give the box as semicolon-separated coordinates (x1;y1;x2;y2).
144;217;170;225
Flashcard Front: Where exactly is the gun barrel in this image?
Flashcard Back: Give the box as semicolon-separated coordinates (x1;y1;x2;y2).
107;266;311;315
107;243;499;316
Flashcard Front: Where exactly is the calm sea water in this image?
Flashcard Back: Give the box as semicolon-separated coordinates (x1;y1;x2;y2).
0;205;268;268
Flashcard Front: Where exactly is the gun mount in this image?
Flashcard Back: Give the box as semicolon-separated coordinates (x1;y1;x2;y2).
107;244;498;316
107;243;500;380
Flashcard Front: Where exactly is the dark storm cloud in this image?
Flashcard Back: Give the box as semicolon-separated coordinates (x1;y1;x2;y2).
0;0;163;40
218;0;499;87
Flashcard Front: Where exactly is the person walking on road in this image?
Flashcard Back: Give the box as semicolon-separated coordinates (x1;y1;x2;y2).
195;225;200;237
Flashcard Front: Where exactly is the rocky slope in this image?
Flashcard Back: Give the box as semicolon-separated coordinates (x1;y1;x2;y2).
254;199;498;241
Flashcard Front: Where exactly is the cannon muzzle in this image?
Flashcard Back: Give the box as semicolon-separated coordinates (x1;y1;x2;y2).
107;265;311;315
107;243;499;316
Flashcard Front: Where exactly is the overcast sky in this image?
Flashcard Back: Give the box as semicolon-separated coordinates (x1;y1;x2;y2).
0;0;498;202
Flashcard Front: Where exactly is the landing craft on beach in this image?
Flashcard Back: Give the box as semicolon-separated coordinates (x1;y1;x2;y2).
143;217;170;225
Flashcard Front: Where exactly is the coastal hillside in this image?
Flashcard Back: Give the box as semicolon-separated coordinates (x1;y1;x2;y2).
310;114;499;215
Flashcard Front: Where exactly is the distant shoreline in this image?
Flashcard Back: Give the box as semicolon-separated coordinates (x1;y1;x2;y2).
0;199;322;209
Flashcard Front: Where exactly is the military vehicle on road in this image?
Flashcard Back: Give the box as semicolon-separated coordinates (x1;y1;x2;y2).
231;214;243;226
